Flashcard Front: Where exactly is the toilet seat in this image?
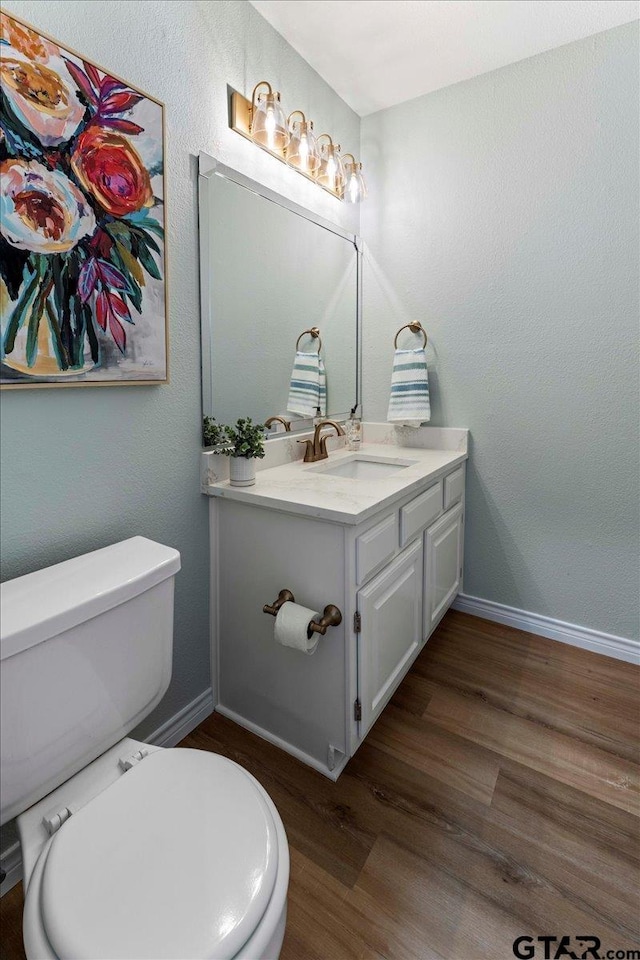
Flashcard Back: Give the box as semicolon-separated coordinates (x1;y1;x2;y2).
22;748;289;960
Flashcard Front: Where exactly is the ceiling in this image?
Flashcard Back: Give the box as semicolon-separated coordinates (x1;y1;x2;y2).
249;0;639;115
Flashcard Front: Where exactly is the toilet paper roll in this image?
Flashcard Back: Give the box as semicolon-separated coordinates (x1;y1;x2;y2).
274;601;322;655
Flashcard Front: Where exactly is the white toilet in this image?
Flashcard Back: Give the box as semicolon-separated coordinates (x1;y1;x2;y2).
0;536;289;960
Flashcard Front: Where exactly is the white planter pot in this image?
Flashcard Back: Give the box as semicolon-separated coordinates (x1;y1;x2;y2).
229;456;256;487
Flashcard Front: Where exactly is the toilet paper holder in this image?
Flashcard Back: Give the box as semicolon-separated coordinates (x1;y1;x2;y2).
263;589;342;638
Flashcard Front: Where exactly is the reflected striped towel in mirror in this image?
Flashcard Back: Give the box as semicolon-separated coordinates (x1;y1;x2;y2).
387;348;431;427
287;351;327;418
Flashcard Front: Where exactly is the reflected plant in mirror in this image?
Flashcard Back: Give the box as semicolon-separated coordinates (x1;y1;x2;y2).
198;155;361;438
202;416;227;449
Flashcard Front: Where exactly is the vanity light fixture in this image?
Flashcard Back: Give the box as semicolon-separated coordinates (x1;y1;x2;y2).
249;81;289;156
229;81;366;201
286;111;320;175
341;154;367;204
316;134;345;196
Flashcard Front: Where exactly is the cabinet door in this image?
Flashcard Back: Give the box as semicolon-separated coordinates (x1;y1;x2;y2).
424;502;464;636
357;538;423;737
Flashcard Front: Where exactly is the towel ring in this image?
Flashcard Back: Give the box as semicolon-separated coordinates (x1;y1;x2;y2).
296;326;322;352
394;321;427;349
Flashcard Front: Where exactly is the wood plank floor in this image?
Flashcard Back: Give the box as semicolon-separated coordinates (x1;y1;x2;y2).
1;611;638;960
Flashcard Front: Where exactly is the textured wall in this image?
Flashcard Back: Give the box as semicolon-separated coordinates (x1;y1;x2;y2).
361;24;639;638
0;0;359;731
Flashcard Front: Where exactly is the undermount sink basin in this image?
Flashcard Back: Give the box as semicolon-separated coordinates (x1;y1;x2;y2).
310;454;417;480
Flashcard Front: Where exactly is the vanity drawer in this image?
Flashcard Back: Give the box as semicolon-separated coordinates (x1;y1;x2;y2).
356;512;399;585
400;482;443;546
444;466;465;510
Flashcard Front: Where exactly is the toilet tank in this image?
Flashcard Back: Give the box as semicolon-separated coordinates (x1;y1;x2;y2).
0;537;181;825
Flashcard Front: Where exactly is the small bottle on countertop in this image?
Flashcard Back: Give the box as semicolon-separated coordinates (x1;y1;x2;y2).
345;415;362;451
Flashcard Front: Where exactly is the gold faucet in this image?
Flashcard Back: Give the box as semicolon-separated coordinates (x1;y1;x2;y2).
298;420;345;463
264;415;291;432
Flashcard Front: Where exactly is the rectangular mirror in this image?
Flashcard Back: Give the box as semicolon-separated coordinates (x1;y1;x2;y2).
199;153;361;436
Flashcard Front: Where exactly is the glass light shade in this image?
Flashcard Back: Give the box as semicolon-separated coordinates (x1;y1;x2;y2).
251;92;289;155
316;142;345;195
287;119;320;175
343;161;367;204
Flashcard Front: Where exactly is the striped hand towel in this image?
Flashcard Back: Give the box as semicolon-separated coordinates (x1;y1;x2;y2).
387;348;431;427
287;351;327;418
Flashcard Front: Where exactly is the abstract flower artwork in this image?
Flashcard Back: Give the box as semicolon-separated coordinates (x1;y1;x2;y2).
0;13;167;387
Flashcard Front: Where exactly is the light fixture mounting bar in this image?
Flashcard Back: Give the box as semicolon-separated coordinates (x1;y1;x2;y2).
229;90;342;200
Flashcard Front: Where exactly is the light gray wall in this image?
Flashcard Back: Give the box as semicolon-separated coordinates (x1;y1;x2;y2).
361;23;639;639
0;0;359;855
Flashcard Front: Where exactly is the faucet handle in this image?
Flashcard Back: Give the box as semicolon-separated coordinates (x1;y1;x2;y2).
297;438;315;462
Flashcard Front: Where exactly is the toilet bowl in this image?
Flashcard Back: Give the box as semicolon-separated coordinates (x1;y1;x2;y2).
0;537;289;960
20;744;289;960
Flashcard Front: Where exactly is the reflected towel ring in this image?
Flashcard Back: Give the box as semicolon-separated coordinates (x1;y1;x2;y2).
394;321;427;349
296;326;322;352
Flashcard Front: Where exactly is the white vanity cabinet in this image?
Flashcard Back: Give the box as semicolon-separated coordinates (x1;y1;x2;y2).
351;470;464;742
356;538;423;736
424;501;464;635
210;455;466;780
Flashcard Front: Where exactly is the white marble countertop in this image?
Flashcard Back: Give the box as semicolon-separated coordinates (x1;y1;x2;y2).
204;428;468;525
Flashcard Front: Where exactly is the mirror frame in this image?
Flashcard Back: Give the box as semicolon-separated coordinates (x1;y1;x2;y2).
198;152;362;436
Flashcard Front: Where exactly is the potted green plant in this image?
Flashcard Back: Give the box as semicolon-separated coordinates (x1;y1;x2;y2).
221;417;266;486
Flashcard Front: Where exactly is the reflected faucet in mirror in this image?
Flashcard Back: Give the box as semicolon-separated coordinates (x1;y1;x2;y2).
265;416;291;433
298;420;345;463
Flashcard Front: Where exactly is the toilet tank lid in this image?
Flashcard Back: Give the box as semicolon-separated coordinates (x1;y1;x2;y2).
0;537;181;660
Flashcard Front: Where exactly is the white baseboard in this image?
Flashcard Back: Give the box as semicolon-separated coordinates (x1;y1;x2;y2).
146;687;214;748
0;687;214;898
452;593;639;664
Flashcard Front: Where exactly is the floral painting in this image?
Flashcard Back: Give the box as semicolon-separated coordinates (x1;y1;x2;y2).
0;13;167;387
